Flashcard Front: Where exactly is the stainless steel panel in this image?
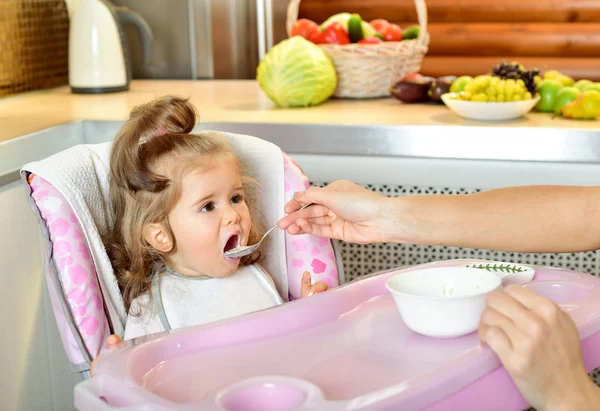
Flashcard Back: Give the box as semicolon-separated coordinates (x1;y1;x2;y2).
209;0;260;79
192;0;214;79
270;0;291;46
4;121;600;187
190;122;600;164
115;0;262;79
114;0;214;79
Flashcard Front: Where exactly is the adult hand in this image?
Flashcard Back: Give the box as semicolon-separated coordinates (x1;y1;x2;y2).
278;180;395;244
479;285;599;411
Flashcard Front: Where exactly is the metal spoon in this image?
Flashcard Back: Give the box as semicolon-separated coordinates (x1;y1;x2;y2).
224;203;311;258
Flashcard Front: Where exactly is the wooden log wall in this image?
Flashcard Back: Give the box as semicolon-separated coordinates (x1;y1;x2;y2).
298;0;600;80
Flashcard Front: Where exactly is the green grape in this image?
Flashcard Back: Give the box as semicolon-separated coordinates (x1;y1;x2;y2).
516;79;526;88
473;75;490;89
464;83;479;94
496;81;505;94
458;91;472;100
505;83;515;99
497;94;506;102
485;85;497;97
472;93;488;102
524;91;533;100
512;94;523;101
488;95;497;102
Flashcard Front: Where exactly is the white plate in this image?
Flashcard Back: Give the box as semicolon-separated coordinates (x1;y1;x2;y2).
441;93;540;121
461;261;535;285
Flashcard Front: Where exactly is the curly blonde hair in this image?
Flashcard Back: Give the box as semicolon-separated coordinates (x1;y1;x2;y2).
104;96;264;312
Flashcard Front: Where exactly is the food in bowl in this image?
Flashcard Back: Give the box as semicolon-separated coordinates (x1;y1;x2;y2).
441;93;540;121
385;267;502;338
452;75;534;103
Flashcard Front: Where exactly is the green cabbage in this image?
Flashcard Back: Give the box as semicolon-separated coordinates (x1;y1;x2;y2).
257;36;337;108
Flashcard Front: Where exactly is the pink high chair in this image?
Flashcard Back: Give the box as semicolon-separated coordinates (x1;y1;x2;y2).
20;132;344;376
22;133;600;411
78;262;600;411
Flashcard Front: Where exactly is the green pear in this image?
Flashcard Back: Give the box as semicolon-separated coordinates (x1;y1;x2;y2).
555;74;575;87
553;87;581;114
543;69;562;80
581;83;600;93
535;79;563;112
561;90;600;120
574;79;593;90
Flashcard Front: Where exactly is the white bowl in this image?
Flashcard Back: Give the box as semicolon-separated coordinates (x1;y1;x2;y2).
385;267;502;338
441;93;540;121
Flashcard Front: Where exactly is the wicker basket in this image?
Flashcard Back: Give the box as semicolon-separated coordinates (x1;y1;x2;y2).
286;0;429;99
0;0;69;97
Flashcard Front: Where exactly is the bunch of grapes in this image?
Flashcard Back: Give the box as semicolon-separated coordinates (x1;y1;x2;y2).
492;61;539;95
454;75;533;102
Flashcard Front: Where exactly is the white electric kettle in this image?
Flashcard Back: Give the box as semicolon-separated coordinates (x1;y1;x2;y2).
69;0;152;93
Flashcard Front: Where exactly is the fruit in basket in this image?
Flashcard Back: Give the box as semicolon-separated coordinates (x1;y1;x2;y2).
291;19;320;40
319;13;351;31
256;36;337;108
428;76;457;103
370;19;390;33
561;90;600;120
450;76;473;93
381;24;403;41
323;22;350;45
309;30;327;44
390;76;435;103
300;13;414;45
319;12;378;43
358;37;383;45
535;79;563;112
553;87;581;115
360;21;379;39
402;25;420;40
574;79;593;90
347;14;364;43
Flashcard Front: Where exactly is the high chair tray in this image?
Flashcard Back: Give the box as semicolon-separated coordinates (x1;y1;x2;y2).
76;259;600;411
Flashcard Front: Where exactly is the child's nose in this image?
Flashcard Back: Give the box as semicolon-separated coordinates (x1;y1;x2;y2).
223;204;241;225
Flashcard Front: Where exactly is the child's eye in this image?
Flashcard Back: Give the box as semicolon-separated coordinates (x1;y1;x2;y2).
231;194;244;204
200;202;215;212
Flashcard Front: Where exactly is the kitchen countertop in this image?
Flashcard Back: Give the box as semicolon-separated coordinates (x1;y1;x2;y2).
2;80;599;143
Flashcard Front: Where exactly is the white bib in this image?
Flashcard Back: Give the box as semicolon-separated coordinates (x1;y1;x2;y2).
124;264;283;340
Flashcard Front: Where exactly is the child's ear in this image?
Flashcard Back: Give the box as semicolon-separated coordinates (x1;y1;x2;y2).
144;223;173;253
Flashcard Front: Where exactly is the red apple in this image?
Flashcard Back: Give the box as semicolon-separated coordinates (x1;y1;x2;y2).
402;73;422;81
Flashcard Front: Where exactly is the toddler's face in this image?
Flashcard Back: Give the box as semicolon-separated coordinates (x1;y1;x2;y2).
166;156;252;277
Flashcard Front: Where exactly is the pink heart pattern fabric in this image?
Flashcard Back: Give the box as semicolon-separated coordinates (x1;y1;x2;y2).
29;174;110;360
282;153;339;299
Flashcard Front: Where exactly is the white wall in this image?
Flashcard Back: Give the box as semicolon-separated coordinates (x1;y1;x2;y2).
0;180;80;411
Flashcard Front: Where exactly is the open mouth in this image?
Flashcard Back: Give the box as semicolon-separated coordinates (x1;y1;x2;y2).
223;234;240;254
